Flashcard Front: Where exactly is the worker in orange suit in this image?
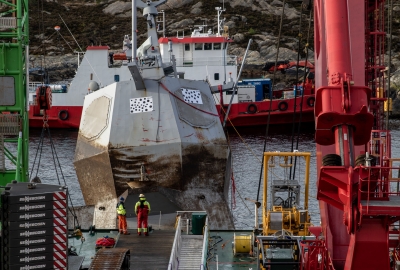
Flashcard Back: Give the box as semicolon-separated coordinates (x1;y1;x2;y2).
135;194;151;236
116;197;130;235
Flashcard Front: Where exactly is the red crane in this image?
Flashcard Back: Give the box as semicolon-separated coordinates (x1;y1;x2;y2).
313;0;400;269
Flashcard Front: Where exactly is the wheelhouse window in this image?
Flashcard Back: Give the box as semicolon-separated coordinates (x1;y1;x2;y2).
114;75;120;82
213;43;221;50
214;73;220;80
204;43;212;50
185;44;190;51
195;43;203;50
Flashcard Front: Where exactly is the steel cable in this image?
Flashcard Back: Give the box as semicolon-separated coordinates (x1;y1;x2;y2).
46;128;80;229
256;0;287;203
289;3;305;180
292;8;314;180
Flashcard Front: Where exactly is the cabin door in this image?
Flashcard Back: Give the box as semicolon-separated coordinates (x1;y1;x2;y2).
183;43;193;66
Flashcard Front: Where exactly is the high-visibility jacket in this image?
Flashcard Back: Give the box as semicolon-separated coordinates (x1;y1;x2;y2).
135;198;151;216
116;202;126;215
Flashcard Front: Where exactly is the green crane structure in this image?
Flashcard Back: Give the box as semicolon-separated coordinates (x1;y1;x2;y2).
0;0;30;185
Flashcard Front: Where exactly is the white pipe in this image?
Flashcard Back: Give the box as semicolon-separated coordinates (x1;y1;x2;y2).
132;0;137;60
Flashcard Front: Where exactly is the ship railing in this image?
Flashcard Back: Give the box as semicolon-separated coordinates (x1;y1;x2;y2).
200;216;209;270
168;215;182;270
368;130;391;166
168;211;208;270
28;82;43;93
28;82;69;93
299;239;334;270
162;56;237;67
357;161;400;214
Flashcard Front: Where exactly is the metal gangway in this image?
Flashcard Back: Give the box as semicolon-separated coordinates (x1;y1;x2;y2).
168;211;209;270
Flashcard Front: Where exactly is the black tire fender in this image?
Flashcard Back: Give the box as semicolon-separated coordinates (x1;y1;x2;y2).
247;103;257;114
278;101;288;111
307;96;315;107
58;110;69;121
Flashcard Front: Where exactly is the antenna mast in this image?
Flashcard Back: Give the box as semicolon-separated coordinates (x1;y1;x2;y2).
215;6;225;37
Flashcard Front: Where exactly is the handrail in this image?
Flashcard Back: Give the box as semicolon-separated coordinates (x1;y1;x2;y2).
168;216;182;270
161;56;237;67
28;82;68;93
357;163;400;214
200;217;209;270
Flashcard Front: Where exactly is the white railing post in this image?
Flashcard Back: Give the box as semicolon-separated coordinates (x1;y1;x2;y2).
200;217;209;269
168;216;182;270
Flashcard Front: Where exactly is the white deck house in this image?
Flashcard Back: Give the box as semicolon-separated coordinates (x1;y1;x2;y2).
159;28;237;86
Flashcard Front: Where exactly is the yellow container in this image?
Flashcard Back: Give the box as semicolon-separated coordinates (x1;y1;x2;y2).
233;234;251;255
384;98;392;112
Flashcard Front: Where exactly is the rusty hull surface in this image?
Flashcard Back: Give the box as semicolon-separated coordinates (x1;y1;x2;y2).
74;77;234;229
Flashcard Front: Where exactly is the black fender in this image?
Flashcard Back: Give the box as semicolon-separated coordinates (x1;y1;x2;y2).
247;103;258;114
58;110;69;121
278;101;288;111
307;96;315;107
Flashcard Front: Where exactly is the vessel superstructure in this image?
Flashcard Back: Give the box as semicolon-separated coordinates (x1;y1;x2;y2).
73;0;234;230
27;7;238;129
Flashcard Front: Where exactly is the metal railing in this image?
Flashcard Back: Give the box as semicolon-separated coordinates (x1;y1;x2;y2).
299;239;334;270
162;56;237;67
28;82;68;93
168;211;208;270
200;217;209;270
357;164;400;200
167;216;182;270
28;82;43;93
0;18;16;29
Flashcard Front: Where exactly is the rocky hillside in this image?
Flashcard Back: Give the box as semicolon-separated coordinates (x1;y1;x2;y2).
26;0;400;107
28;0;315;79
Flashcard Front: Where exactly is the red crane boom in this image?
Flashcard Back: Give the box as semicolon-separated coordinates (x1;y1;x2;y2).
314;0;399;269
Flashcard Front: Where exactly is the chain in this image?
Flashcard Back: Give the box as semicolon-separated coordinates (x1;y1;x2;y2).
42;113;49;128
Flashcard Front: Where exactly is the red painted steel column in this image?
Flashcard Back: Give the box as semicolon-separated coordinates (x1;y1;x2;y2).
324;0;353;85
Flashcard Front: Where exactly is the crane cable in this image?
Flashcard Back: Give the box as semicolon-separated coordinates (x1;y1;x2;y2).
289;3;314;180
224;130;253;215
256;0;287;203
291;7;313;180
30;126;80;229
38;0;47;84
289;2;306;179
31;1;80;228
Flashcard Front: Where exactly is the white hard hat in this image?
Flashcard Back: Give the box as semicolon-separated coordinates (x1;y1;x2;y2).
139;194;145;198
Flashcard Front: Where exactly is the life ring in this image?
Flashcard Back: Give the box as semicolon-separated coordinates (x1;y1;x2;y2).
278;101;288;111
58;110;69;121
307;96;315;107
247;104;257;114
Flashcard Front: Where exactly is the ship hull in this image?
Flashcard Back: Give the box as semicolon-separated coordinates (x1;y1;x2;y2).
28;103;314;129
217;95;315;127
29;105;82;128
74;77;234;229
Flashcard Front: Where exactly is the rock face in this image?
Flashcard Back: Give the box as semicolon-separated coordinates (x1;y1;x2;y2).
28;0;311;78
27;0;400;95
